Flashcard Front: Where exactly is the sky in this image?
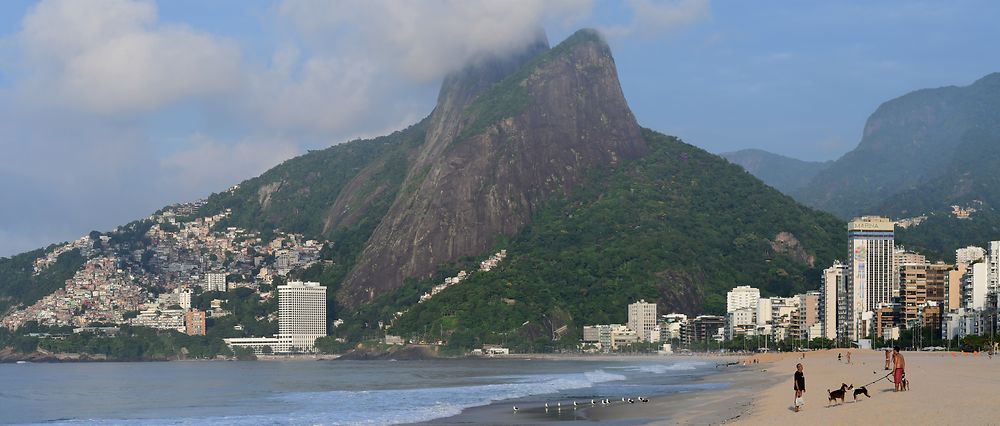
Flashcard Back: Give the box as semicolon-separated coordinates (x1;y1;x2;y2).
1;0;999;257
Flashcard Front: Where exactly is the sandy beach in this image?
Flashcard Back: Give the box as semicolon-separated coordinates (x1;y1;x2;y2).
421;350;1000;425
737;349;1000;425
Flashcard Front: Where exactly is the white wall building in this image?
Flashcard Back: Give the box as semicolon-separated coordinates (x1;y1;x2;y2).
756;297;773;327
821;261;847;340
847;216;896;342
628;300;657;342
205;272;227;292
726;286;760;313
956;246;986;265
963;262;989;310
278;281;327;351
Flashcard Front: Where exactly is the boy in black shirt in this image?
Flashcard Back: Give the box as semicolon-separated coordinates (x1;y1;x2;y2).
793;363;805;412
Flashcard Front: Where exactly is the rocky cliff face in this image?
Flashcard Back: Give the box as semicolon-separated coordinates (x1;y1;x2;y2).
339;29;648;306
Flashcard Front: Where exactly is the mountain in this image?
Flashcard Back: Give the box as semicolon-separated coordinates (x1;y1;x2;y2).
2;29;845;349
794;73;1000;219
721;149;831;194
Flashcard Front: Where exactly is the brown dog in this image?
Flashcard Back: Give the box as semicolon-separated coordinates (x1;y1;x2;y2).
827;383;852;406
901;376;909;391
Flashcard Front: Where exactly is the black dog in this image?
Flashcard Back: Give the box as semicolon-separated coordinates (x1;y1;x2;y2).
827;383;852;406
852;385;870;401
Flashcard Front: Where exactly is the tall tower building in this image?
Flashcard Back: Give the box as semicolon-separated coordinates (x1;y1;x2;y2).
847;216;896;341
627;300;657;342
278;281;327;351
988;241;1000;293
821;261;847;340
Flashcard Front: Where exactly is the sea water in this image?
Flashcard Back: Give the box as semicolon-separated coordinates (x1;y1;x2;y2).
0;358;724;425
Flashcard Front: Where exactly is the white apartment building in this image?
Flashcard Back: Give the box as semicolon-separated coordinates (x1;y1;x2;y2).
847;216;896;342
956;246;986;265
755;297;773;327
963;262;989;310
989;241;1000;293
178;289;192;310
822;261;847;340
205;272;227;292
727;286;760;313
628;300;657;342
278;281;327;351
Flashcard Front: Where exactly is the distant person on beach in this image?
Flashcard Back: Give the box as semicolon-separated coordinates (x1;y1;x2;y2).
885;349;891;370
838;353;842;362
846;351;852;364
793;363;805;412
893;347;906;391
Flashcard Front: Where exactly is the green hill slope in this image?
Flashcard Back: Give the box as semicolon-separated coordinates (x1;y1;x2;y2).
378;128;843;350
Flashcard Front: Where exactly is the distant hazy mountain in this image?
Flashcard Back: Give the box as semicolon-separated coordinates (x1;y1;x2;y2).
794;73;1000;219
721;149;831;194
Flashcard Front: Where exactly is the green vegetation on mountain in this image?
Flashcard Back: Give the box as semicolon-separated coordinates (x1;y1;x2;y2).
0;248;85;314
345;128;843;351
795;73;1000;219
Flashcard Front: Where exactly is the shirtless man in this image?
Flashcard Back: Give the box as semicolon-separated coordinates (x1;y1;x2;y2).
884;349;891;370
892;346;906;391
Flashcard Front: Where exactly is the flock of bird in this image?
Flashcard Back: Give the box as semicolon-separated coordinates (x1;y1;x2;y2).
512;396;650;412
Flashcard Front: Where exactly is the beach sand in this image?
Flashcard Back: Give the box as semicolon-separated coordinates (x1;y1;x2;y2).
738;349;1000;425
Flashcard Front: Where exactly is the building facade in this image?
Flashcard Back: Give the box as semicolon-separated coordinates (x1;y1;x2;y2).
205;272;227;292
821;261;847;340
185;310;206;336
847;216;896;342
278;281;327;351
726;286;760;313
627;300;657;342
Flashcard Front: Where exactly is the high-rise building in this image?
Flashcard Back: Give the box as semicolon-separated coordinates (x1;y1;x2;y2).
726;286;760;313
988;241;1000;293
925;262;951;306
755;297;773;327
628;300;657;342
847;216;896;342
821;261;847;340
205;273;227;292
899;264;928;326
947;263;967;312
185;310;206;336
278;281;327;351
790;292;820;341
962;263;989;310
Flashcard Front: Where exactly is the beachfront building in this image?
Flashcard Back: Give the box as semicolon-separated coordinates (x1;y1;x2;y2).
725;307;756;340
989;241;1000;293
205;272;227;292
755;297;772;327
821;261;847;340
789;292;820;342
628;300;657;342
225;280;327;354
659;314;687;341
847;216;897;343
925;262;951;307
185;310;206;336
948;263;968;312
685;315;725;346
900;264;928;326
726;286;760;313
278;281;327;351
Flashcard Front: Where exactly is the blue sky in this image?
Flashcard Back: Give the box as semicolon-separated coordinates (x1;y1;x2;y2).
1;0;999;257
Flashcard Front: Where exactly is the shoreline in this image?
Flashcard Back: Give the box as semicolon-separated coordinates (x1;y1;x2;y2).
414;354;778;425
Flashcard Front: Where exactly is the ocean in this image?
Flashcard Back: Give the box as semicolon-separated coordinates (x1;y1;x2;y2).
0;357;726;425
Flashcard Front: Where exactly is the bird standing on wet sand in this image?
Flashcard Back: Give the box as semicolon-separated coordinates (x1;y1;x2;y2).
513;406;518;412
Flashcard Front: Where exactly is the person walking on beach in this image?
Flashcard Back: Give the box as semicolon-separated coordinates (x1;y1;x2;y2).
892;347;906;392
884;349;891;370
846;351;852;364
838;352;842;362
793;363;806;412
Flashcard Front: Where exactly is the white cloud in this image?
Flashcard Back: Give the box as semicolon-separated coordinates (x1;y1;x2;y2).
159;134;301;195
15;0;241;114
277;0;593;82
603;0;710;38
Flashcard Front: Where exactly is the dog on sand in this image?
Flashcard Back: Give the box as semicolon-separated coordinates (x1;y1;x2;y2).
827;383;852;406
